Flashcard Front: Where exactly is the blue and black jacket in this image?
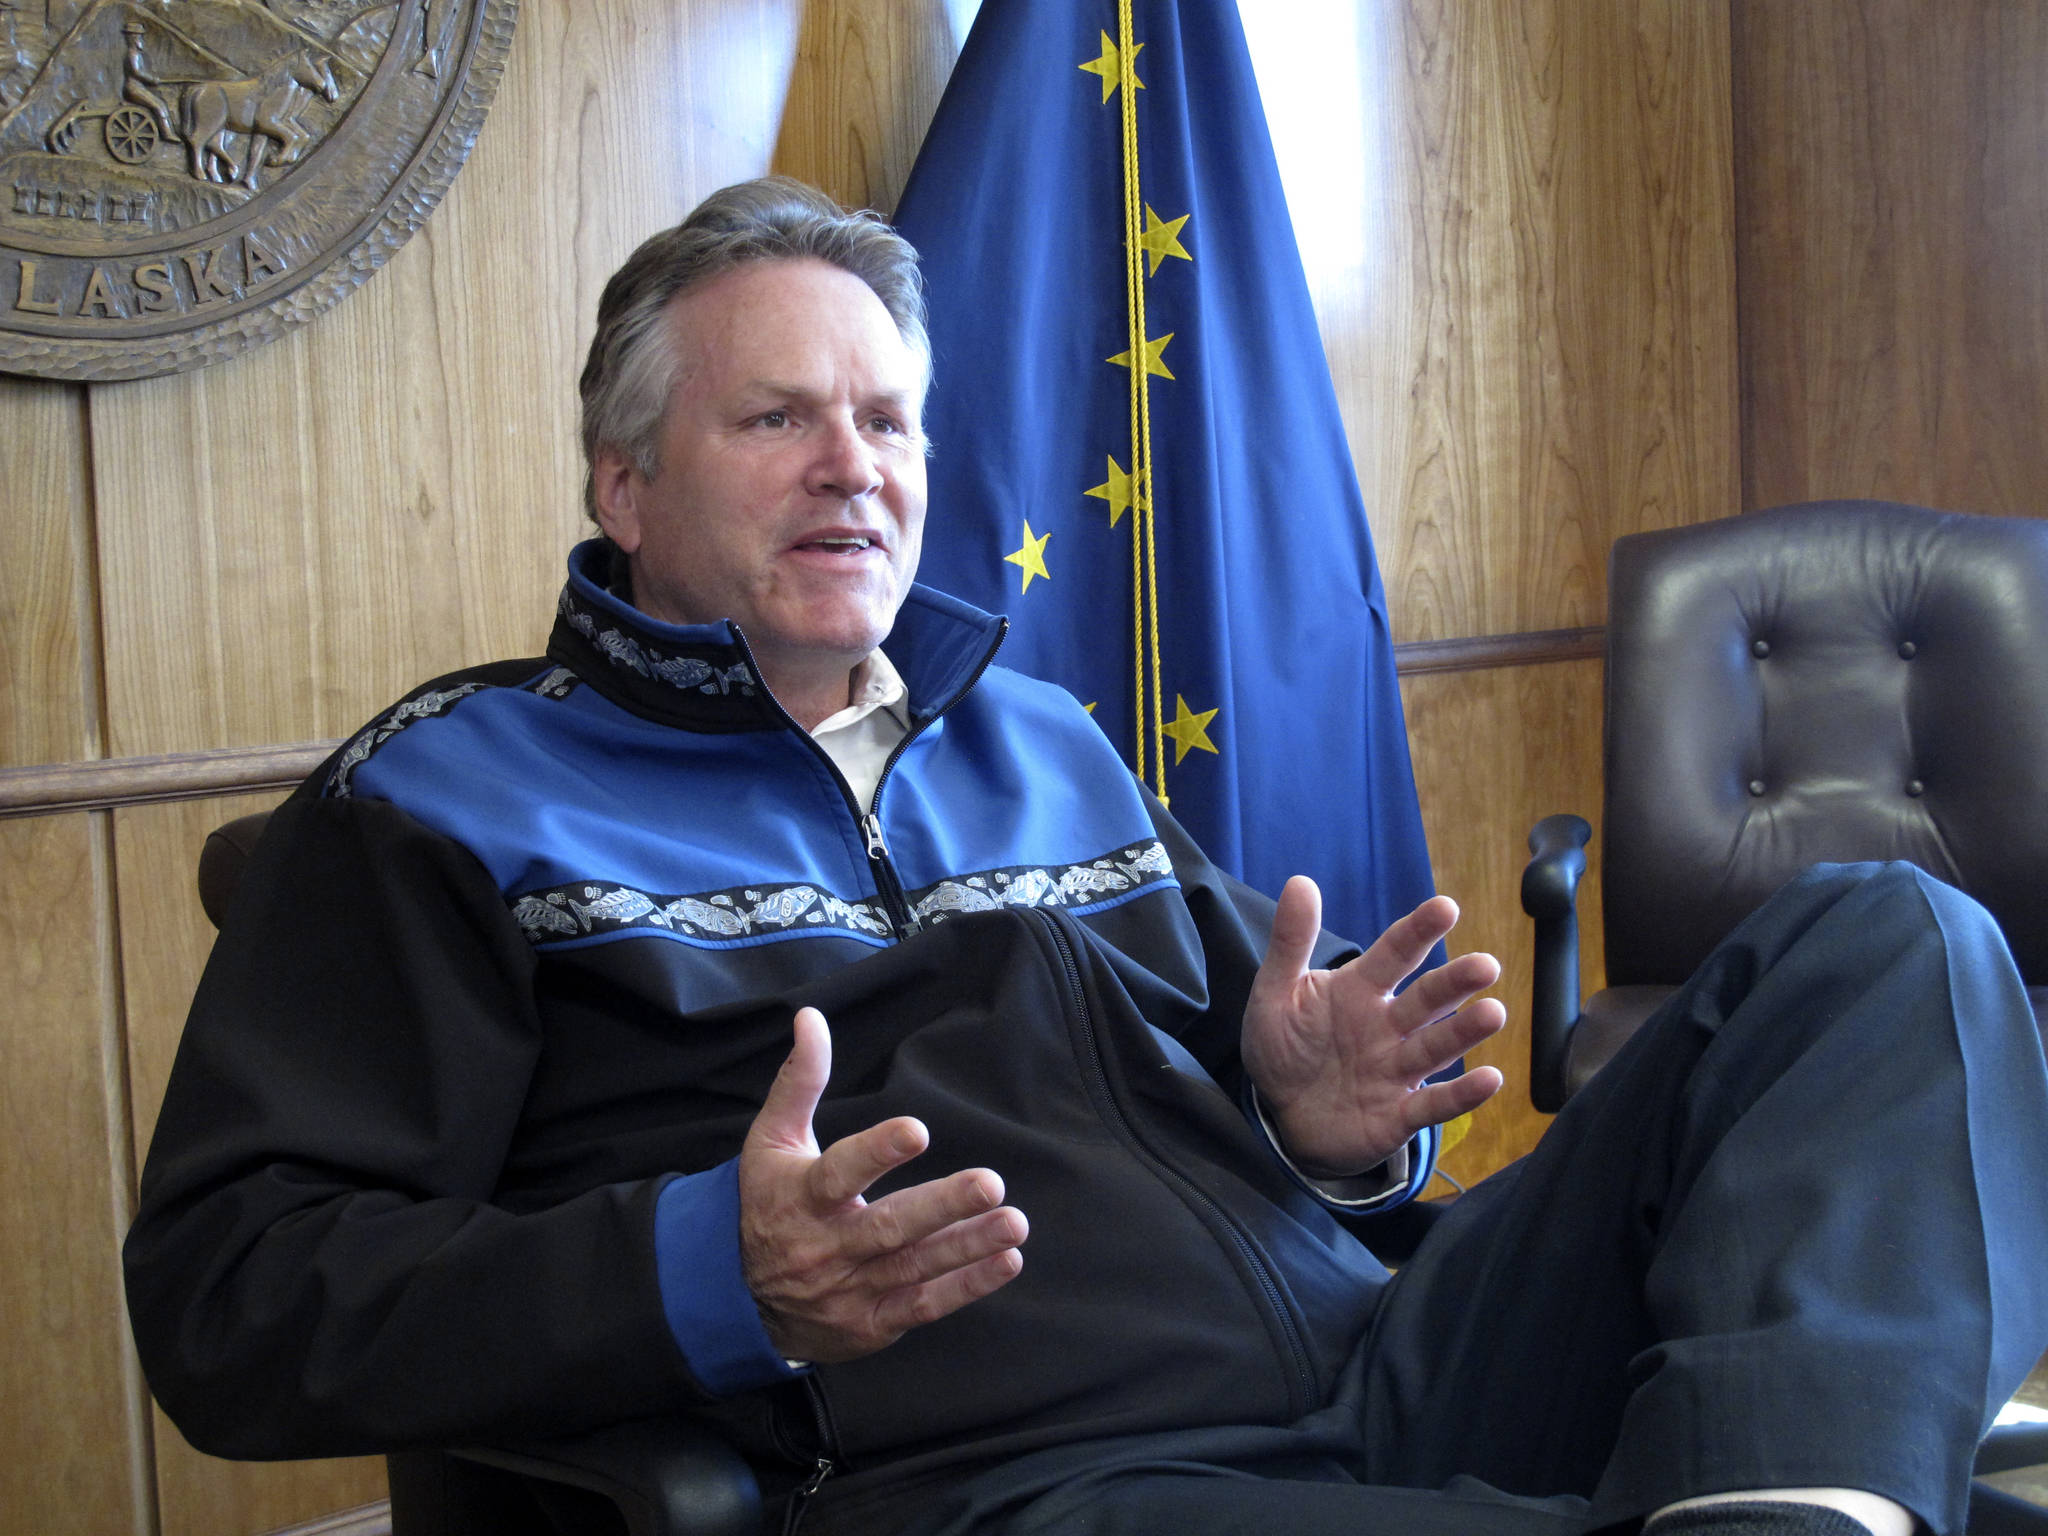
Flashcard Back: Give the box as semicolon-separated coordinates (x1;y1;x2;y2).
124;541;1416;1513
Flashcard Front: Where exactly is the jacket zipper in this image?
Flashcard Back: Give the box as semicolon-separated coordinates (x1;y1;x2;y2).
856;619;1007;938
1037;910;1319;1418
858;811;916;935
733;617;1009;942
780;1456;833;1535
779;1375;838;1534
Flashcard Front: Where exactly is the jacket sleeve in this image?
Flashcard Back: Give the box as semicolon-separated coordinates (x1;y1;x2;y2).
123;793;715;1459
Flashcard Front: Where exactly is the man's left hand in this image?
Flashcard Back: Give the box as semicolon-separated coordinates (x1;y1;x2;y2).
1242;877;1506;1178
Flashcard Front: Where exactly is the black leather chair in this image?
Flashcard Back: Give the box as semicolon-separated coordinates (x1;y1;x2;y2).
194;812;764;1536
1523;499;2048;1109
1519;499;2048;1532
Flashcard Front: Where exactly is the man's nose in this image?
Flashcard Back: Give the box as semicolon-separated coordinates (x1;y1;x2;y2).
806;417;884;499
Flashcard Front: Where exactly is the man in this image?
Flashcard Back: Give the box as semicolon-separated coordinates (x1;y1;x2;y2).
126;179;2048;1536
121;20;176;138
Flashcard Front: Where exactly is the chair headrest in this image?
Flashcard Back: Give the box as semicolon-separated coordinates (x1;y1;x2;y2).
1602;500;2048;986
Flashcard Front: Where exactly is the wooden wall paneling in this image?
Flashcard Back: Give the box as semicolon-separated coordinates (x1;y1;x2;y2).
1247;1;1734;1177
771;0;962;214
1271;0;1738;647
91;329;326;757
0;812;153;1535
1399;655;1607;1183
1734;0;2048;514
0;376;94;768
427;0;810;653
117;791;389;1536
86;0;809;766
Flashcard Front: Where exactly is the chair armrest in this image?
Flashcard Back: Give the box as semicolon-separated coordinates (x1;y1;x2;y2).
1522;814;1592;1114
455;1417;762;1536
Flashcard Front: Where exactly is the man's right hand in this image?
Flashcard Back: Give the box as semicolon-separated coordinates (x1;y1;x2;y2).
737;1006;1028;1364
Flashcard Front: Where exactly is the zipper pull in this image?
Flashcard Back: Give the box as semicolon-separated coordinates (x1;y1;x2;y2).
781;1457;835;1536
860;813;920;935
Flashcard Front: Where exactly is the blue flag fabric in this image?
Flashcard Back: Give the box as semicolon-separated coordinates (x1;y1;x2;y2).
893;0;1438;968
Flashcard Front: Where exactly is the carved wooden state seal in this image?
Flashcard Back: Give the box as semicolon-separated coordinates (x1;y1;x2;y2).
0;0;516;380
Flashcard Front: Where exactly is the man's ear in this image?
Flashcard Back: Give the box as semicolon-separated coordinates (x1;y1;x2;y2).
590;448;644;554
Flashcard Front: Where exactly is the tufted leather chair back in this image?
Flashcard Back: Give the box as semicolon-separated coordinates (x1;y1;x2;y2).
1600;500;2048;989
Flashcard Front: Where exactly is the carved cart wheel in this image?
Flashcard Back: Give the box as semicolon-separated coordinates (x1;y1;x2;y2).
104;106;159;165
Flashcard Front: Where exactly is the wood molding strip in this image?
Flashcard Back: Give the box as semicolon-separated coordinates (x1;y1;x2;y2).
1391;625;1606;675
268;1500;391;1536
0;627;1606;820
0;741;338;820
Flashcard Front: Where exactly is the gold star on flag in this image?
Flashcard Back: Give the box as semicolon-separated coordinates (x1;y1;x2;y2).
1083;455;1149;527
1004;521;1052;591
1137;205;1192;277
1161;694;1220;765
1078;31;1144;103
1109;331;1175;380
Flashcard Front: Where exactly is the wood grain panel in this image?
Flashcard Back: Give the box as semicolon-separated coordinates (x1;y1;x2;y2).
116;791;388;1536
1261;0;1739;644
1734;0;2048;514
88;0;806;762
0;812;150;1535
1400;655;1608;1184
0;376;94;768
772;0;961;213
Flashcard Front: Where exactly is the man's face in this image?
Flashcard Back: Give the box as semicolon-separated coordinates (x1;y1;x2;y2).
593;257;929;715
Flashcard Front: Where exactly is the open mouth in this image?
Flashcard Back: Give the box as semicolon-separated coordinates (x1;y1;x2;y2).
797;536;875;555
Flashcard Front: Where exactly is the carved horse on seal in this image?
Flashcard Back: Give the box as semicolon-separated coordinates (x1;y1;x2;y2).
182;46;341;190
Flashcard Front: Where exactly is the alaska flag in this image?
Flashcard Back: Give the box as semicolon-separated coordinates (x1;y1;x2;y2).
893;0;1437;959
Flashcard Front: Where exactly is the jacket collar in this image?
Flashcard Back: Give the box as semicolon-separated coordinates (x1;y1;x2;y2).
548;538;1006;733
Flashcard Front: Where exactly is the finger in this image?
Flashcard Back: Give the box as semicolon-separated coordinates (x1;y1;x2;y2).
749;1007;832;1154
1389;950;1504;1033
837;1164;1005;1259
1396;998;1507;1082
807;1114;934;1208
866;1202;1029;1292
1402;1064;1505;1135
1322;900;1470;1020
871;1245;1027;1338
1253;875;1324;995
1348;895;1462;994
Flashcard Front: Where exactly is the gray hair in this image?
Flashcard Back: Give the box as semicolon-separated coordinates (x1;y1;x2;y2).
577;176;929;519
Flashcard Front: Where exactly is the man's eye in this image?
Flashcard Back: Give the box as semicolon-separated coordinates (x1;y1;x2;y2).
868;416;903;435
755;411;788;429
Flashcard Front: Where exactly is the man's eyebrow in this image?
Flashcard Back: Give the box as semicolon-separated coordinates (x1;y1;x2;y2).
730;379;923;415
